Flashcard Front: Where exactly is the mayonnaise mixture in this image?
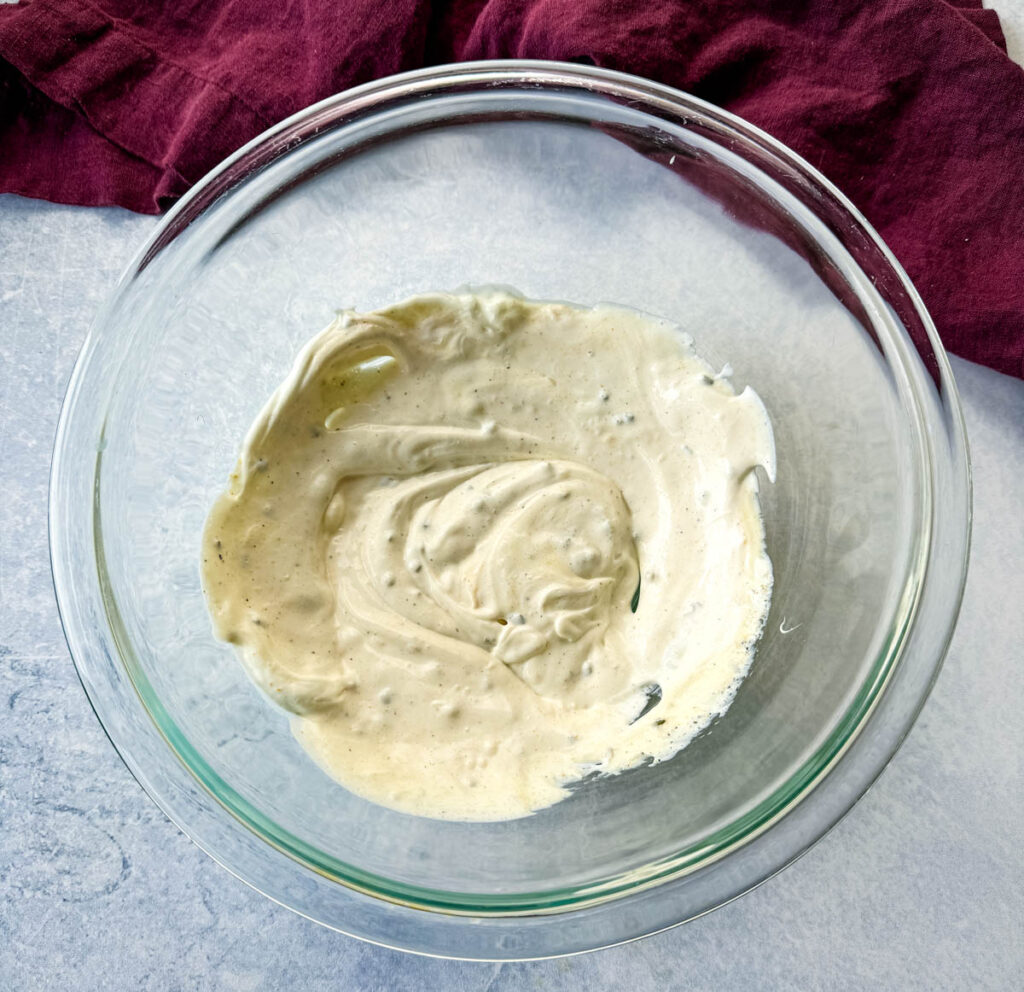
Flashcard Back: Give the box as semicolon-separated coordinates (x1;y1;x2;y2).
201;291;775;820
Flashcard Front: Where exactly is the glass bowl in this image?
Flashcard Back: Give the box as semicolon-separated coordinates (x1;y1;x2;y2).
50;61;970;959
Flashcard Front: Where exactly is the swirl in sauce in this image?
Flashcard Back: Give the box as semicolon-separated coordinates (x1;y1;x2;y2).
202;292;775;820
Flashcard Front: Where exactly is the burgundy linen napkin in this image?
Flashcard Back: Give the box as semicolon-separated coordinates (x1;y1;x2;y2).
1;0;1022;377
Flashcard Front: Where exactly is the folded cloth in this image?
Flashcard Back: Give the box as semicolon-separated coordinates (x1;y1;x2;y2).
1;0;1021;377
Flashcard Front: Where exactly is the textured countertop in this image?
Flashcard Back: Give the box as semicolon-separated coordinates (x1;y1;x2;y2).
3;23;1024;991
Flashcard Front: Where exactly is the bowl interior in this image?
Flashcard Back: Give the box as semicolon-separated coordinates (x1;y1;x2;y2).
90;86;921;910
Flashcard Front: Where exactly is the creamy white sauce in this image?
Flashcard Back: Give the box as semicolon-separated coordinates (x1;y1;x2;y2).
201;291;775;820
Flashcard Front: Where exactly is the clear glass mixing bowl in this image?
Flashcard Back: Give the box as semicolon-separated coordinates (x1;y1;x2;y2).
50;62;970;959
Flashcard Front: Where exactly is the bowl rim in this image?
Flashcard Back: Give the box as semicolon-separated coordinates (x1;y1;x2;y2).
49;59;972;957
